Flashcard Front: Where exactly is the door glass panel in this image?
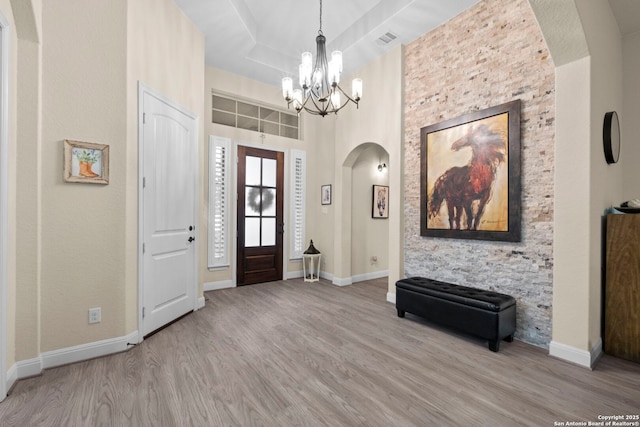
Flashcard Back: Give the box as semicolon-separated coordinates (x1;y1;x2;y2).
245;187;261;216
262;158;276;187
262;218;276;246
245;218;260;247
246;156;261;185
262;188;276;216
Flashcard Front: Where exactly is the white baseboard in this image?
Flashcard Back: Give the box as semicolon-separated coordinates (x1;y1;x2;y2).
40;331;138;370
5;363;17;394
196;296;205;310
329;270;389;287
549;338;602;369
386;292;396;304
203;280;234;292
332;276;353;286
352;270;389;283
15;356;41;379
286;270;303;279
320;271;333;282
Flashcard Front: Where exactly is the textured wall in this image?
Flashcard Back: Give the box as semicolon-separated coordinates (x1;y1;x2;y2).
403;0;555;347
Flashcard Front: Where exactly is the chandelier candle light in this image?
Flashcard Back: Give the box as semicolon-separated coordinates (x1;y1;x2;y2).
282;0;362;117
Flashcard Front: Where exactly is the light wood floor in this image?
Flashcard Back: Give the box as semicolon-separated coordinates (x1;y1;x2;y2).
1;278;639;426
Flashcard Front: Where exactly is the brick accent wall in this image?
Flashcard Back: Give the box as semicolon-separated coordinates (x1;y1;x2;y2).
403;0;555;347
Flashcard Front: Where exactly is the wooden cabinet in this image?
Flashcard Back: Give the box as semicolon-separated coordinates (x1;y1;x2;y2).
605;214;640;363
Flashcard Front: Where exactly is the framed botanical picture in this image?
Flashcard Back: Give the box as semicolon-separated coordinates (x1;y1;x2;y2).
64;140;110;185
372;185;389;219
420;100;521;241
321;184;332;205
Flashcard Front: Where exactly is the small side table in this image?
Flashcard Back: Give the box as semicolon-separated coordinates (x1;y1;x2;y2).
302;253;322;282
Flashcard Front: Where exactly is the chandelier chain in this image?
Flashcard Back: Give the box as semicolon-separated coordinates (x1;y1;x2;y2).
319;0;323;34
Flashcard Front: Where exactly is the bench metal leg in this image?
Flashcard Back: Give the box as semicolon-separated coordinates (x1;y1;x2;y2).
396;308;405;318
489;340;500;352
504;334;514;342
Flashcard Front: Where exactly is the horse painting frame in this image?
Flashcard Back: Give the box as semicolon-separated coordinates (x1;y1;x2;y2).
420;100;521;242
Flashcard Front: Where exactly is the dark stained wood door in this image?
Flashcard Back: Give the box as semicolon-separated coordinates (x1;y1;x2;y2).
605;214;640;363
237;146;284;285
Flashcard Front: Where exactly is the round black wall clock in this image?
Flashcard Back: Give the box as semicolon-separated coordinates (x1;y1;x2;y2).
603;111;620;164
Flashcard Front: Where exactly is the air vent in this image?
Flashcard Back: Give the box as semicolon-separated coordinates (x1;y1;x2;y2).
376;31;398;45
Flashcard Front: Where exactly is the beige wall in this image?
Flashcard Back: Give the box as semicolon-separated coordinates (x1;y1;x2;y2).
1;0;19;370
350;146;389;276
552;56;591;351
6;0;204;366
126;0;205;330
14;0;41;362
621;32;640;198
550;0;624;358
39;0;128;351
333;45;404;289
578;0;624;354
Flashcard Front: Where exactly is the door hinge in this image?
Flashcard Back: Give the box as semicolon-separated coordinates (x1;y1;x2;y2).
142;307;146;318
143;112;146;124
142;243;145;254
143;177;146;188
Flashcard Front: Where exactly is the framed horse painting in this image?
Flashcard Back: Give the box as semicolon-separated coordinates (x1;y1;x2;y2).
420;100;521;242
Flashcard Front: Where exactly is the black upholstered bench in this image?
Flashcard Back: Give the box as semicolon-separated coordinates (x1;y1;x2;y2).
395;277;516;352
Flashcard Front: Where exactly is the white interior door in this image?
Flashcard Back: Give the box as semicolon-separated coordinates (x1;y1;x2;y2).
140;85;197;337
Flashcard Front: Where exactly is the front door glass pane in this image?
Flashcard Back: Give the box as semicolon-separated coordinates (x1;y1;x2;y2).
262;158;276;187
245;218;260;247
262;189;276;216
246;156;261;185
262;218;276;246
245;187;261;216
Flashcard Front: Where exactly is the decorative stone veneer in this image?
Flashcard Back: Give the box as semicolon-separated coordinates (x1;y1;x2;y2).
403;0;555;347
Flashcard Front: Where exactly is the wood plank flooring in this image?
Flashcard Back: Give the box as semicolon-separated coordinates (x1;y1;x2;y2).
1;278;639;426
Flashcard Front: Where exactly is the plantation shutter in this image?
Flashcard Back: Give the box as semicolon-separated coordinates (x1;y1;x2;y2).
290;149;306;260
208;136;230;268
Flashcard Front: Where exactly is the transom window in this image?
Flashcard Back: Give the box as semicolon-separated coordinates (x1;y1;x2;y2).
212;94;299;140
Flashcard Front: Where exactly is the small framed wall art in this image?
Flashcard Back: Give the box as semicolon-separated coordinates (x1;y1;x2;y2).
372;185;389;219
64;139;110;185
321;184;332;205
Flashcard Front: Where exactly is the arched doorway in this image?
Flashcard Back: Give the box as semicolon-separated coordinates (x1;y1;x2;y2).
332;142;389;286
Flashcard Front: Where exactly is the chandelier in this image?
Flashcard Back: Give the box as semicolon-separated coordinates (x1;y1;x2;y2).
281;0;362;117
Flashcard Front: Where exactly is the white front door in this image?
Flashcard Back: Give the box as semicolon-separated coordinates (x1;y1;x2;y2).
140;85;198;337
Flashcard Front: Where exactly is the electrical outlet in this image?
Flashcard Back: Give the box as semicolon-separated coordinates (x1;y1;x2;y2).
88;307;101;324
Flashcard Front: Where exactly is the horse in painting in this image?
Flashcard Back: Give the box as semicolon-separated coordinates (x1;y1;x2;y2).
428;124;506;230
